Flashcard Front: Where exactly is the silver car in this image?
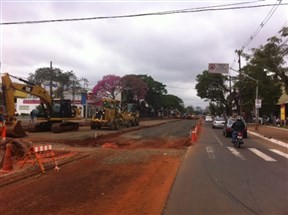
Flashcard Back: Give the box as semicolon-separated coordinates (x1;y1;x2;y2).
212;116;226;129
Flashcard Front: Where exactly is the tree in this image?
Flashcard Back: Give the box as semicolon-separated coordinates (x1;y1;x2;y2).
195;70;234;115
28;67;81;99
160;94;184;113
138;75;167;109
92;74;121;100
55;70;81;99
241;42;283;116
120;74;147;103
244;26;288;93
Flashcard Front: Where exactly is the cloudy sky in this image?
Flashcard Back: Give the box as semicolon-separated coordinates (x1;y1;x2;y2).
1;0;287;108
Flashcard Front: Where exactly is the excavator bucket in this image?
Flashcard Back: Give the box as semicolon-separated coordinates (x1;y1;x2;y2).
1;120;27;138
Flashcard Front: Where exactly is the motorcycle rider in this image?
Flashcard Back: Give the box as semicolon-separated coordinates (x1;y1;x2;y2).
231;116;245;143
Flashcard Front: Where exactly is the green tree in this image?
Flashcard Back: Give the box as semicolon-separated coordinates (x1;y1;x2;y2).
160;94;184;113
120;74;147;103
28;67;82;99
138;75;167;110
241;50;283;116
195;70;234;115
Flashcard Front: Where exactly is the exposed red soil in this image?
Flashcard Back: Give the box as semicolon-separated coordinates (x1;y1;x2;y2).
0;133;189;215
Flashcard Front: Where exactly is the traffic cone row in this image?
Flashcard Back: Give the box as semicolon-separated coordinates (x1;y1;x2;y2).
191;119;202;144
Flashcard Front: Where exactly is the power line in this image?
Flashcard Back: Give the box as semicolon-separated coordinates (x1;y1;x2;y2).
1;1;288;25
240;0;283;51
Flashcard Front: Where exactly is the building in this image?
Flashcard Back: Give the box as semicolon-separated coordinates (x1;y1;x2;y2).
277;92;288;122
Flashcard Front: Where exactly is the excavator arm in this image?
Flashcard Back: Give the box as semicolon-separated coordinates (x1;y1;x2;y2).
1;73;52;119
1;73;81;135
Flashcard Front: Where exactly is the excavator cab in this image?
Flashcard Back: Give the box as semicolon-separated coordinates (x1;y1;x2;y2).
51;100;73;118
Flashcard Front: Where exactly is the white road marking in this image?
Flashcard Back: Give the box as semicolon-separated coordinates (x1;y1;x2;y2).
248;131;288;149
211;132;223;146
206;146;215;159
248;148;276;162
269;149;288;159
227;147;246;160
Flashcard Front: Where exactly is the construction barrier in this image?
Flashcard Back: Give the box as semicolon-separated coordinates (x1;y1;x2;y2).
20;144;60;174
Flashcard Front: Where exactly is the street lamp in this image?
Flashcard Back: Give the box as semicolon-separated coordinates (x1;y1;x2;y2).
230;68;259;131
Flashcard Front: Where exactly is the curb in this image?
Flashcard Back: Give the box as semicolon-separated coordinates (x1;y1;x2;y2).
248;130;288;149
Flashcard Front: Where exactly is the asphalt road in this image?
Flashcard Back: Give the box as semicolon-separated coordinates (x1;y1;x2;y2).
121;119;195;139
1;119;287;215
163;121;288;215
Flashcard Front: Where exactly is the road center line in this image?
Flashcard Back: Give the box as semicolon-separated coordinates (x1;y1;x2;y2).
211;131;223;146
206;146;215;159
227;147;246;160
248;148;276;162
269;149;288;159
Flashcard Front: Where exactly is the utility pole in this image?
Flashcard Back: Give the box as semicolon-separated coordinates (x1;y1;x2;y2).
230;67;259;131
50;61;53;99
235;49;243;116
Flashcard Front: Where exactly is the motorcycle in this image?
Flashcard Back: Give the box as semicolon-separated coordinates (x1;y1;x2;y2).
233;131;244;148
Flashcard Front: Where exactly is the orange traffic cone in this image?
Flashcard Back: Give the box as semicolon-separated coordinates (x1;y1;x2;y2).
1;125;7;141
191;129;197;143
2;143;13;171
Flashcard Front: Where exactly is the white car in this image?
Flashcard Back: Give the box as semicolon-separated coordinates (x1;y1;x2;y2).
205;115;213;122
212;116;226;128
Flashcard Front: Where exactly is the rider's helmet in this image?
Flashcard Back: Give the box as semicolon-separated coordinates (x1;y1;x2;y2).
237;116;241;121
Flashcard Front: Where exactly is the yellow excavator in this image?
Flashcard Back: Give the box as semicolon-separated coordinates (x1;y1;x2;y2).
1;73;82;137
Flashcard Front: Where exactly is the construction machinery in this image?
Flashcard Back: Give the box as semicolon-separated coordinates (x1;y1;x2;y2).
120;103;140;127
90;98;122;130
90;99;140;130
1;73;82;137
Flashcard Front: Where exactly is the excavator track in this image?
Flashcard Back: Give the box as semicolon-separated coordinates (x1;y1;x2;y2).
51;122;79;133
27;122;53;132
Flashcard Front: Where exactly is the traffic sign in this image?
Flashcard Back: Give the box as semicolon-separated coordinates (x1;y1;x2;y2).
208;63;229;74
255;99;262;108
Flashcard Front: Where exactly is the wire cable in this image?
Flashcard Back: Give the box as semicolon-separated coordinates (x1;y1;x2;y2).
240;0;283;51
1;1;287;25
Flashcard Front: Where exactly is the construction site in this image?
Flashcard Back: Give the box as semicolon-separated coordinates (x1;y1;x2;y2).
0;116;199;215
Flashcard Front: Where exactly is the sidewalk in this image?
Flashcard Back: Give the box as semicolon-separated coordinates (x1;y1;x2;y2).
247;124;288;148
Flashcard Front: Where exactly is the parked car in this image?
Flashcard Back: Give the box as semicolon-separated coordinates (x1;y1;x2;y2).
212;116;226;129
205;115;213;122
223;117;247;138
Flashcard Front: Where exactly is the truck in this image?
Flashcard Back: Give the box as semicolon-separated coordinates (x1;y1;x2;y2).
1;73;82;137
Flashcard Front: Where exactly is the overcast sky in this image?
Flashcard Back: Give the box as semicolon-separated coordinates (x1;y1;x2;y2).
1;0;287;108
